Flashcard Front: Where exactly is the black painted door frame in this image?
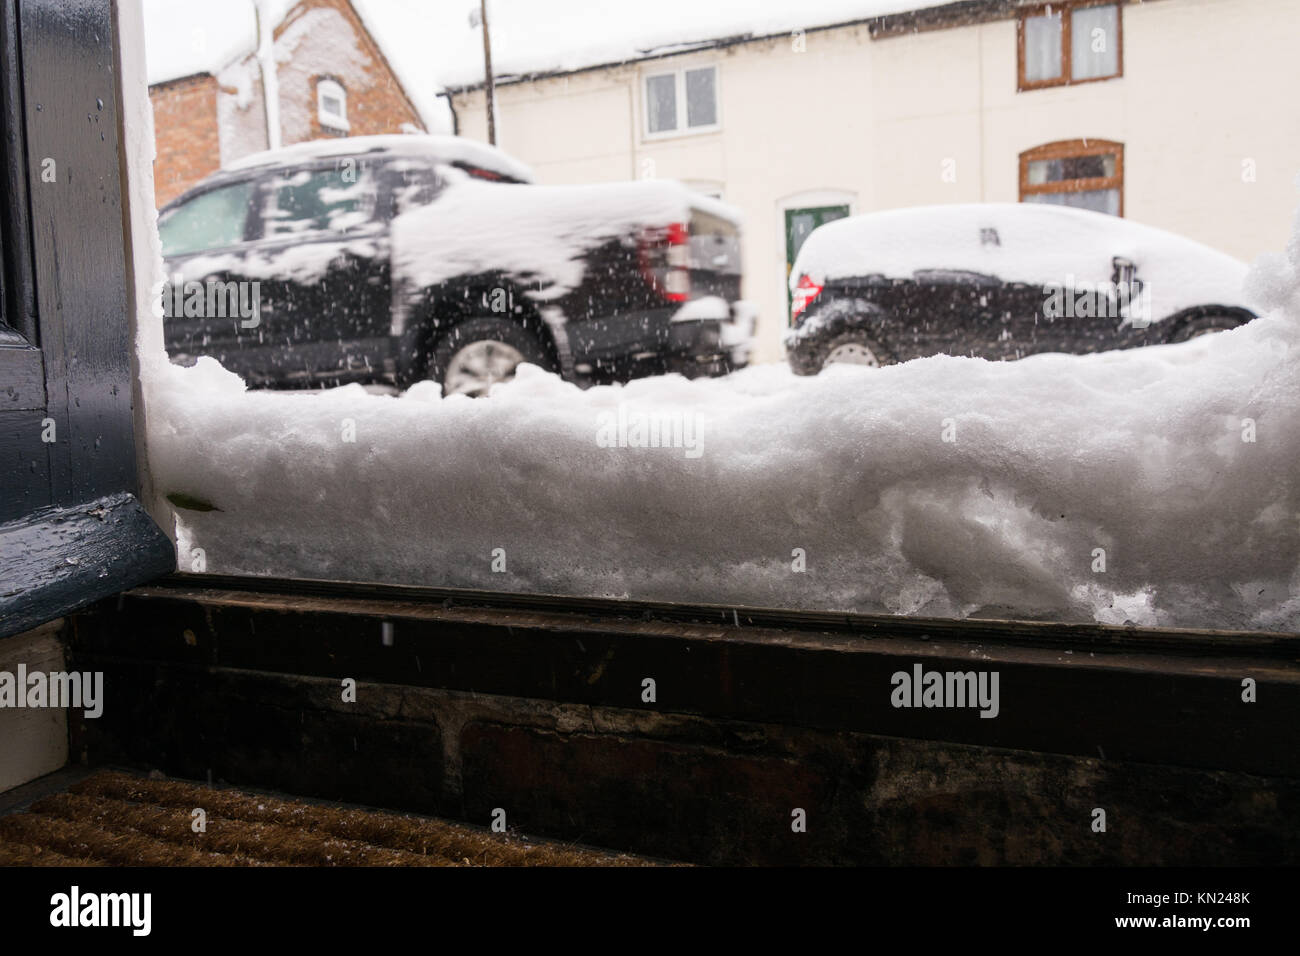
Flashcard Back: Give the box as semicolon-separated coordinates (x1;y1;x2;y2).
0;0;174;638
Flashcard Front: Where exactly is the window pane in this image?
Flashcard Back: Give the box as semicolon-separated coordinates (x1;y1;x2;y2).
263;166;377;237
158;180;255;257
1026;158;1063;185
1063;153;1116;179
788;211;816;259
646;73;677;133
1024;187;1120;216
390;163;440;215
1024;12;1063;82
1028;153;1116;184
685;67;717;127
1072;5;1120;80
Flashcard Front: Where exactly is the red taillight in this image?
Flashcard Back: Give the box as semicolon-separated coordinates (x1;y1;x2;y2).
791;273;823;323
639;222;690;303
457;164;506;182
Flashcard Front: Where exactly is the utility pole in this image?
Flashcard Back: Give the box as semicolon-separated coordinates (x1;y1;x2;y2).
480;0;496;144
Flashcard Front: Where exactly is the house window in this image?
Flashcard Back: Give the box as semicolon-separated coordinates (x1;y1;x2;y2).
1020;139;1124;216
644;65;719;137
1018;3;1122;91
316;78;349;132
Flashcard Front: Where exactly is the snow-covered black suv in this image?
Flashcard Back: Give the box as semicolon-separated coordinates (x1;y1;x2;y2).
159;135;754;395
784;203;1260;373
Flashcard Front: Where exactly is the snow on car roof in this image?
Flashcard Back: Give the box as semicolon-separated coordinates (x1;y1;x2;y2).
222;134;537;183
391;176;741;303
792;202;1259;319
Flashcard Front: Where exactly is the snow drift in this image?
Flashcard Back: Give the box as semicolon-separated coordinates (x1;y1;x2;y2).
140;210;1300;632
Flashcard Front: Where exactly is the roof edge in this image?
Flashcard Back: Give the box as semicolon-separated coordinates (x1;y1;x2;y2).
443;0;1019;94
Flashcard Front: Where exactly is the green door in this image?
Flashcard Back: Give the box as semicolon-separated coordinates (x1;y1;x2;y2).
785;204;850;315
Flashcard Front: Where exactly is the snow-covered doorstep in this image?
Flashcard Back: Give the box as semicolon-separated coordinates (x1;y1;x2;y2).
139;251;1298;631
123;27;1299;636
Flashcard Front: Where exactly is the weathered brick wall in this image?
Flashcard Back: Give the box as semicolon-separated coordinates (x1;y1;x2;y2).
150;74;221;207
215;64;268;170
68;664;1300;866
271;0;425;147
67;587;1300;866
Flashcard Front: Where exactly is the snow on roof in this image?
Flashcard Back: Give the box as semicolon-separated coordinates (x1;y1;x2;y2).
425;0;937;89
221;133;536;182
146;1;939;111
792;203;1260;320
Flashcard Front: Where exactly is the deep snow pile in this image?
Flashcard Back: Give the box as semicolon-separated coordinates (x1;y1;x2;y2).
140;209;1300;631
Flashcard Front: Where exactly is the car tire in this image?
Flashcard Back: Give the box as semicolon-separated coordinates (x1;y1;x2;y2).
789;300;894;375
818;329;893;370
431;317;556;397
1166;313;1248;343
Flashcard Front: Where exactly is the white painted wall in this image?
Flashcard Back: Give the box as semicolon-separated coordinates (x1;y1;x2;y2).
453;0;1300;363
0;624;69;793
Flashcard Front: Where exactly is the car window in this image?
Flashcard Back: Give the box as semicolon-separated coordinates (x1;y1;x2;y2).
388;161;441;217
158;179;256;257
262;163;379;239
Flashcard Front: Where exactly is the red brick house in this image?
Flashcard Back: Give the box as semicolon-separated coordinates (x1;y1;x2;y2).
149;0;427;206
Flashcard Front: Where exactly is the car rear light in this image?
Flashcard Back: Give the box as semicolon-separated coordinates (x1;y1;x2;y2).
455;163;508;182
791;273;823;323
639;222;690;303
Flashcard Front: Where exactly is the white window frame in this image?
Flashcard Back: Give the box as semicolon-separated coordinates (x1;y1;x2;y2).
317;78;350;132
642;64;721;141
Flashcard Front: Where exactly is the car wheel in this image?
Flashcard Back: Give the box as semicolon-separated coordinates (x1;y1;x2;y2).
431;317;555;397
1167;313;1246;343
819;329;893;371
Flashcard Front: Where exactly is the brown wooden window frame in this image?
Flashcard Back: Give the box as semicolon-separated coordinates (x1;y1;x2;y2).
1019;138;1125;216
1017;1;1124;92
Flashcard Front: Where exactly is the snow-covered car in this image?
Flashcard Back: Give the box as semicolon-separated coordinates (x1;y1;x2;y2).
158;135;754;395
783;203;1261;373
